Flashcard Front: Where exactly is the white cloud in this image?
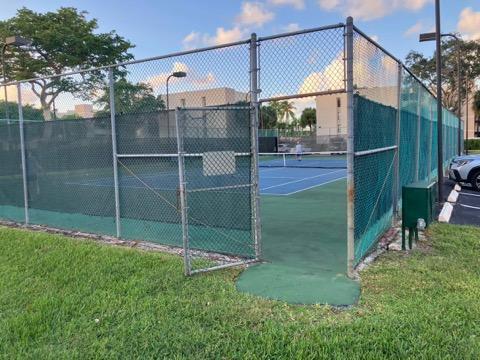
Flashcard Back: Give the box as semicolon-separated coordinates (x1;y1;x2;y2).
269;0;305;10
404;21;423;37
370;35;379;42
318;0;432;21
318;0;340;10
457;7;480;40
283;23;301;32
212;27;246;44
143;62;216;92
182;27;246;49
236;2;274;27
182;2;272;50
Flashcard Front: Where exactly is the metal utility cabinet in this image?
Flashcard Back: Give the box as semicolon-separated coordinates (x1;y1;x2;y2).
401;181;437;249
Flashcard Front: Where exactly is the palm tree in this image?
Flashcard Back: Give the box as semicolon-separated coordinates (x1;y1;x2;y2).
278;100;296;125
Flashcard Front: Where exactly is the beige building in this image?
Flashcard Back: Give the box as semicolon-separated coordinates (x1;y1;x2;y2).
165;87;248;109
314;86;398;138
74;104;94;118
463;93;479;139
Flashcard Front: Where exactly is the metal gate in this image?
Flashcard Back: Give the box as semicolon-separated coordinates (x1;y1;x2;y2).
176;107;260;275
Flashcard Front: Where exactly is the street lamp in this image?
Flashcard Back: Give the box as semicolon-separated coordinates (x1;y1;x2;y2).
1;36;31;122
165;71;187;137
417;0;443;201
420;31;462;156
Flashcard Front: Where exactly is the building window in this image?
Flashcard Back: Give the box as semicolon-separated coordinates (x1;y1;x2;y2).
180;99;186;107
336;98;341;108
202;96;206;107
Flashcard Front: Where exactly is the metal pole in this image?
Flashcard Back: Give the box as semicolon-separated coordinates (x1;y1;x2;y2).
175;109;191;275
393;63;402;219
166;74;172;138
456;41;461;155
108;68;121;238
345;17;355;277
435;0;443;201
2;44;9;123
427;102;433;183
250;32;262;261
415;86;421;182
465;79;469;154
17;84;29;224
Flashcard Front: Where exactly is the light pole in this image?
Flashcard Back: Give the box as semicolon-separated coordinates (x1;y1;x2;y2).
166;71;187;137
1;36;30;123
417;0;443;201
420;31;462;156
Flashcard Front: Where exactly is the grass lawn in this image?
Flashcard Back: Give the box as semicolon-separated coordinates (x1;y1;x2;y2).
1;224;479;358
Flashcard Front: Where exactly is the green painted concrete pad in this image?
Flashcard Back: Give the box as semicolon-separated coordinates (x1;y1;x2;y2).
237;180;360;305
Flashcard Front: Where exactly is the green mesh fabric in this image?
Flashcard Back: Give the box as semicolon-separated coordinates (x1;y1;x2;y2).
177;108;255;272
0;122;25;223
24;118;117;235
354;96;396;262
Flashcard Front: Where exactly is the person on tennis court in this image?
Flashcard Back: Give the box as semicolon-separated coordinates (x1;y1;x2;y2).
295;141;303;161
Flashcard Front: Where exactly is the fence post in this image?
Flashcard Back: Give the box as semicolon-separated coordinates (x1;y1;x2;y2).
427;102;433;184
175;109;190;275
393;63;402;220
345;17;355;277
17;84;29;224
250;33;262;261
108;68;121;238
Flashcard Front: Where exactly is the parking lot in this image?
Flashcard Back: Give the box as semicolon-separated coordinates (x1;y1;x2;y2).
443;179;480;226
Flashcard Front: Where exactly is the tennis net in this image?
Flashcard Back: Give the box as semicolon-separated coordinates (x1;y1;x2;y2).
259;151;347;169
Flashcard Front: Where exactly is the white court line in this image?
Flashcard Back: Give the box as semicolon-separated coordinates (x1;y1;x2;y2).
261;176;297;180
282;176;347;195
459;192;480;198
260;169;346;191
261;176;347;196
458;203;480;210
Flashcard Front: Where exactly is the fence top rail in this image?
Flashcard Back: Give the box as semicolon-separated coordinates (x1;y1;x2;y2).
352;25;401;64
257;23;345;42
353;24;457;118
0;21;346;88
2;39;252;87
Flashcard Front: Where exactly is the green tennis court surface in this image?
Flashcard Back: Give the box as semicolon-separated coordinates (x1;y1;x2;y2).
236;179;360;305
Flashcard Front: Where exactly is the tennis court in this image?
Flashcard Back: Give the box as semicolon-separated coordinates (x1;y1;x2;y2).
236;151;359;306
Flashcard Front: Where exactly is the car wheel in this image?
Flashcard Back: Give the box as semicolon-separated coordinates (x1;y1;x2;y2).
470;169;480;191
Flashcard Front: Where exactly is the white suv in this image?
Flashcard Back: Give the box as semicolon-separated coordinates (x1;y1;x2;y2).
449;154;480;191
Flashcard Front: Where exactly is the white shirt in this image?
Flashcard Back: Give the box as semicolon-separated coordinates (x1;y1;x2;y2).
295;144;303;154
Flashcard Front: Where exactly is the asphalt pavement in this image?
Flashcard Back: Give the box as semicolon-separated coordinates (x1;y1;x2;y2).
442;178;480;226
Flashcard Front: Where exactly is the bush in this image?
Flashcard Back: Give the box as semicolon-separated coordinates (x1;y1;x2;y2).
465;139;480;150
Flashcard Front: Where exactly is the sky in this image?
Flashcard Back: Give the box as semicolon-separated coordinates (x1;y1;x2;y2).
0;0;478;62
0;0;478;116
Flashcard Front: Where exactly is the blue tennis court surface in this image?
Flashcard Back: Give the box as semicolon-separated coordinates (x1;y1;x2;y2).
67;166;346;196
259;167;346;195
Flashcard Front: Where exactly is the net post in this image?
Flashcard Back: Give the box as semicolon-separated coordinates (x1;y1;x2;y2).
415;85;421;182
175;109;191;275
345;17;355;277
393;63;402;220
250;32;262;260
17;84;29;224
108;68;121;238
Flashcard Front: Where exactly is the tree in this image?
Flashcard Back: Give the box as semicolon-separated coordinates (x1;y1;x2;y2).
259;105;277;128
300;107;316;132
95;78;165;116
0;7;133;120
405;38;480;113
474;90;480;119
278;100;296;124
0;101;43;121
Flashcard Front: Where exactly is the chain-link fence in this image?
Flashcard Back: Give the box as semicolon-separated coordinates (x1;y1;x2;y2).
349;21;461;269
0;18;462;277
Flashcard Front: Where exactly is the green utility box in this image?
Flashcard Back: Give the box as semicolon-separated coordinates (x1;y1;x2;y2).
401;180;437;249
